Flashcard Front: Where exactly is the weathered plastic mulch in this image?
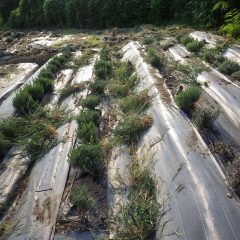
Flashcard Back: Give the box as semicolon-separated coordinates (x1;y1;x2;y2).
169;44;240;145
5;58;96;240
122;42;240;240
190;31;240;64
0;56;56;121
0;69;74;207
0;63;38;101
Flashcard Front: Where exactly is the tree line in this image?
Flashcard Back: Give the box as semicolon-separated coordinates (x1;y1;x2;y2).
0;0;239;39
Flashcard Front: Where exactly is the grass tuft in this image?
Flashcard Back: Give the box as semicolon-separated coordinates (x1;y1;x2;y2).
193;108;220;130
114;114;153;145
70;186;95;210
147;47;165;69
119;90;151;114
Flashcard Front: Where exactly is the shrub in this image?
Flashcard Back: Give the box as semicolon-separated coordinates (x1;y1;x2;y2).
114;114;153;145
147;48;164;69
218;60;240;75
193;108;220;130
141;37;155;45
13;88;38;115
70;186;95;210
36;77;54;93
94;60;112;79
68;144;104;173
81;95;102;109
186;40;204;53
176;86;202;112
89;81;106;94
231;71;240;81
180;35;193;46
77;110;101;127
26;83;45;102
77;122;99;143
119;90;151;113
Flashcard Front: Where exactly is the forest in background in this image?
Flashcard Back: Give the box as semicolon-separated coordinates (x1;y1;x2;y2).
0;0;240;39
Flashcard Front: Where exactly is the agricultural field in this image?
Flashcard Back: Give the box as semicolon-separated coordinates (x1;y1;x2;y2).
0;25;240;240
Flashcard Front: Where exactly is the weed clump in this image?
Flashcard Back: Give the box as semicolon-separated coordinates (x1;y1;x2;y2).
108;83;129;98
119;90;151;113
193;108;220;130
77;109;101;127
231;71;240;81
114;62;134;82
77;122;99;143
68;144;104;173
228;159;240;196
89;81;106;94
36;77;54;93
141;36;155;45
70;186;95;210
218;60;240;75
147;47;164;69
13;88;38;115
39;69;55;79
179;35;193;45
176;86;202;112
114;163;162;240
94;60;112;79
26;83;45;102
81;95;102;109
114;114;153;145
186;40;204;53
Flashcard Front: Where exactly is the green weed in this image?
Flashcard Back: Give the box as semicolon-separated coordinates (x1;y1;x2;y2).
81;95;102;109
176;86;201;112
77;109;101;127
70;186;95;210
119;90;151;114
193;108;220;130
186;40;204;53
68;144;104;174
114;114;153;145
77;122;99;143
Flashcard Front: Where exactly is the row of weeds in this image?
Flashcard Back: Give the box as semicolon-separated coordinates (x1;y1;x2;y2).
145;44;219;131
67;47;111;226
105;48;161;240
168;35;240;197
13;47;73;115
178;34;240;81
0;46;74;161
0;108;70;162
